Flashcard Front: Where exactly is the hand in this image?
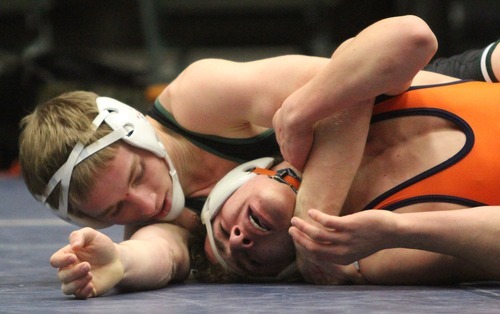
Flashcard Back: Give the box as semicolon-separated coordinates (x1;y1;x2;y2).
49;227;124;299
293;241;362;285
290;209;397;265
273;100;313;172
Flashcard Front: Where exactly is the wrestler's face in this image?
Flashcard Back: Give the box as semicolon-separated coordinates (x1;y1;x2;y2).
78;143;175;225
204;173;297;276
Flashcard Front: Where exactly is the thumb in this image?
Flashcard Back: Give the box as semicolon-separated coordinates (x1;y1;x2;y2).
69;227;97;251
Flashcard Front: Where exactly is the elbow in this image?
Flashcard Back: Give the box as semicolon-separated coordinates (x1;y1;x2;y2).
400;15;438;62
383;15;439;94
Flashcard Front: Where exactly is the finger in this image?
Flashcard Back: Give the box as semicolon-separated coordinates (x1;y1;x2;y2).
289;226;326;253
294;156;307;174
289;224;308;245
61;272;93;296
57;261;91;284
282;142;298;169
307;209;345;230
290;217;336;243
280;146;288;163
297;261;330;285
69;227;96;251
50;250;77;268
68;230;85;251
74;281;97;300
290;226;346;262
291;140;309;171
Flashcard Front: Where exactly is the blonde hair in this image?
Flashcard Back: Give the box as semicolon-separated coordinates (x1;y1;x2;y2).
189;229;303;283
19;91;118;214
189;230;243;283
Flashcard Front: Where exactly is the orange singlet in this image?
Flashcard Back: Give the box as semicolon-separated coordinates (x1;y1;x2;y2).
364;81;500;211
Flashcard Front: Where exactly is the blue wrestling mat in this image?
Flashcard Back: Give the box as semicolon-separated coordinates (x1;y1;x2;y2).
1;177;499;313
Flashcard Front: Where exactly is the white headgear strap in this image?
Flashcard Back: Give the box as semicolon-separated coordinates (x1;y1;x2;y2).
35;97;185;228
201;157;300;280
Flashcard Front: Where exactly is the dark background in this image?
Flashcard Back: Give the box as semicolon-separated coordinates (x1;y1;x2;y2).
1;0;499;171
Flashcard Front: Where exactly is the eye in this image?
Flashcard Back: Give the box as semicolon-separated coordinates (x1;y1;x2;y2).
250;259;262;266
111;202;123;218
132;162;145;187
220;223;230;238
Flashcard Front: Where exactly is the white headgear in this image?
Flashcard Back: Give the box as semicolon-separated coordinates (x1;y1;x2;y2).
201;157;300;280
35;97;185;228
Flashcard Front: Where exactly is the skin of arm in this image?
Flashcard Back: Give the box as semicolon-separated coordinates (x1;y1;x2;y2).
50;18;425;295
290;207;500;284
159;55;328;138
287;43;498;285
273;15;438;171
118;223;191;289
50;223;190;299
291;15;438;220
280;16;438;284
360;206;500;282
395;206;500;273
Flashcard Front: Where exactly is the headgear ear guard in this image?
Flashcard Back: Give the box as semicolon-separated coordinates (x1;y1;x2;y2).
35;97;185;228
201;157;300;280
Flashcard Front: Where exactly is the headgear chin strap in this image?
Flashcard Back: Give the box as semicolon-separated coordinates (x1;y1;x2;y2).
201;157;301;280
35;97;185;228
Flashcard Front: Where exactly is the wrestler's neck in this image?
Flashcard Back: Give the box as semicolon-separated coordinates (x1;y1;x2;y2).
159;131;240;198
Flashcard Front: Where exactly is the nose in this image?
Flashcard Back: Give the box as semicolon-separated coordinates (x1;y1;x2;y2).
124;188;156;214
229;225;254;251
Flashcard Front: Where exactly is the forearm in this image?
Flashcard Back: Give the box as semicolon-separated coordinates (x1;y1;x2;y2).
360;248;492;285
117;224;191;291
395;207;500;277
293;15;437;130
295;100;373;219
359;207;500;281
292;16;437;218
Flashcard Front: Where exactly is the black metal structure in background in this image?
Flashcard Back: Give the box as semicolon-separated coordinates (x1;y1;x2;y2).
0;0;499;170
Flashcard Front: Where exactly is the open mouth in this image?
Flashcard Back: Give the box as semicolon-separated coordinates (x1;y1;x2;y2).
249;208;271;232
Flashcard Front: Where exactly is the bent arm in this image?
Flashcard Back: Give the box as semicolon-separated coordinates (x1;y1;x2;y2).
284;16;438;284
291;207;500;283
293;15;438;219
281;15;438;143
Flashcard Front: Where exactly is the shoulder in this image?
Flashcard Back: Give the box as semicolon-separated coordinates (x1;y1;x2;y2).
155;58;244;134
155;55;327;136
